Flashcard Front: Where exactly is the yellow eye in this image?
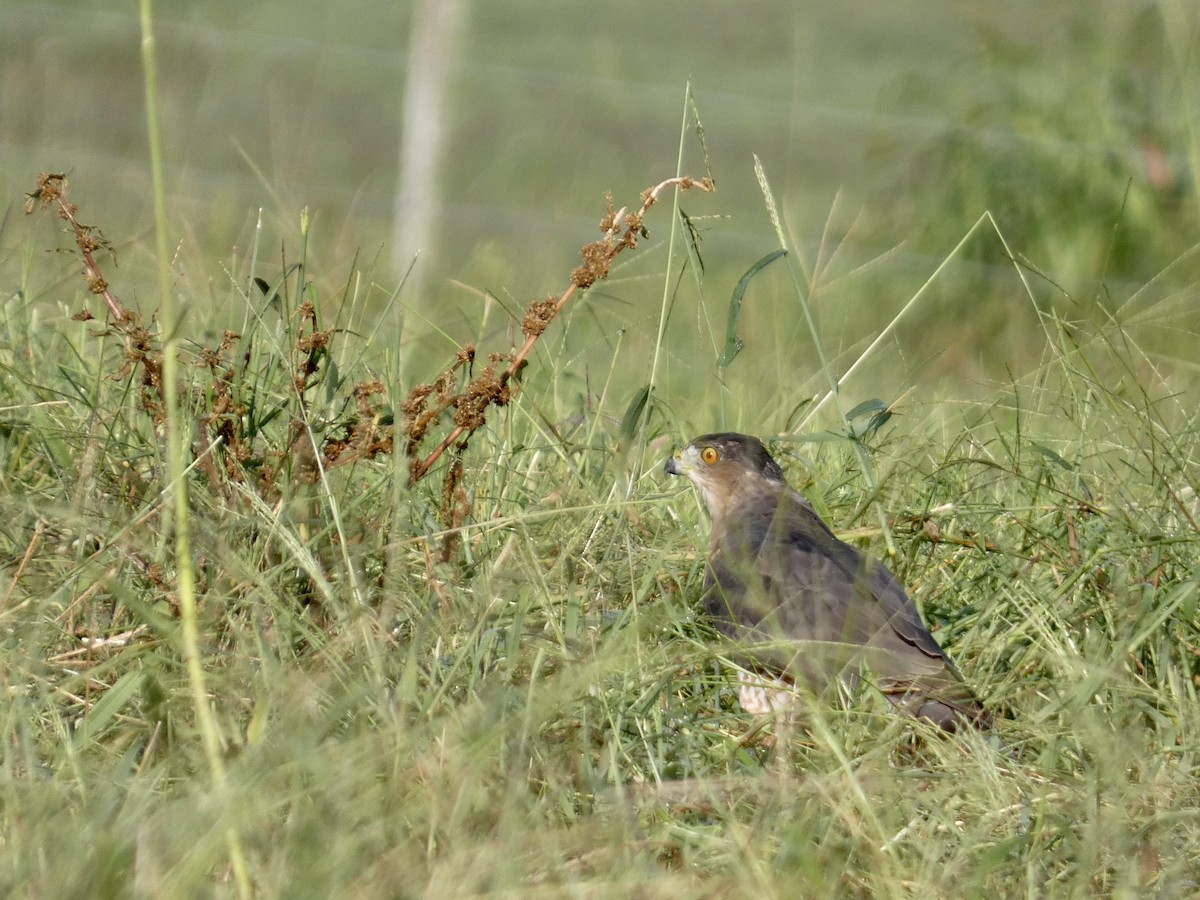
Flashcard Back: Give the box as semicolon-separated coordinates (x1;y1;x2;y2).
701;446;719;465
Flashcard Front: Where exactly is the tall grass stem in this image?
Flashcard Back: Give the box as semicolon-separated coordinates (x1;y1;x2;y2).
138;1;252;894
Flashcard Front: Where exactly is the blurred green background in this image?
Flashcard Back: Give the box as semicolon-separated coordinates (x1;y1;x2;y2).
4;1;1198;417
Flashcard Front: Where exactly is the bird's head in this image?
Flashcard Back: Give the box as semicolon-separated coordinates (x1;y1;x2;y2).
665;432;785;518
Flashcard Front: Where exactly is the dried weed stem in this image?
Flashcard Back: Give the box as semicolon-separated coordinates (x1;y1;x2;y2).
404;175;713;487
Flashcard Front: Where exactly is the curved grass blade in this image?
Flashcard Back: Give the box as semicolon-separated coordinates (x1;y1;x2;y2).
718;249;787;369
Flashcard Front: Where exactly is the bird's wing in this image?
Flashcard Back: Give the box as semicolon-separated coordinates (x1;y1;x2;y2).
706;490;952;680
706;488;989;729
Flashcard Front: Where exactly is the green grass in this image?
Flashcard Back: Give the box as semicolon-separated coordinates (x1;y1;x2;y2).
4;158;1200;897
3;4;1200;896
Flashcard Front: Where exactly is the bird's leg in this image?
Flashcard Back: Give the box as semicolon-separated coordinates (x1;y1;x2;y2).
768;707;798;776
767;680;802;775
734;667;803;773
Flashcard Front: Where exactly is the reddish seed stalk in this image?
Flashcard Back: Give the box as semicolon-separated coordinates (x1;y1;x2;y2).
26;173;127;321
59;200;127;322
407;175;712;484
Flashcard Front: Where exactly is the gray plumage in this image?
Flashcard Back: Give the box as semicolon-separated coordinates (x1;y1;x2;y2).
666;432;990;731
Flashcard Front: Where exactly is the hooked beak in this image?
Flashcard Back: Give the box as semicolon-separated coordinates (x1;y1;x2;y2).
665;450;689;476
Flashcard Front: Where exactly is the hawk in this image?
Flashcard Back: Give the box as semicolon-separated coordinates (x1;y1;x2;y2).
665;432;991;732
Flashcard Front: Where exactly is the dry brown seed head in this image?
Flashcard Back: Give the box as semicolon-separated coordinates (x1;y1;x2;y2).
521;297;557;338
403;383;434;419
296;329;333;354
452;365;500;431
599;192;617;232
571;237;615;288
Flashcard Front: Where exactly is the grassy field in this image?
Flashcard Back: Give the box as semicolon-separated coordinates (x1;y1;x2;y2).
3;2;1200;898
